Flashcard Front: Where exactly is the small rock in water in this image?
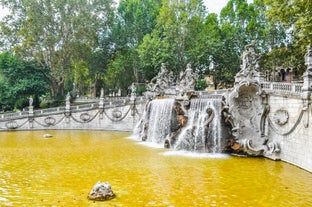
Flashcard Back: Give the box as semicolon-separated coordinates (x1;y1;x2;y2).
88;181;115;201
43;134;52;138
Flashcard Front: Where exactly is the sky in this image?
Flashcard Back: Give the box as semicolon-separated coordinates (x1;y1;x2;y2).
0;1;230;20
204;0;229;14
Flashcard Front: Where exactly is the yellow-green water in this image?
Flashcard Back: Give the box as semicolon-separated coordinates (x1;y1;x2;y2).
0;130;311;207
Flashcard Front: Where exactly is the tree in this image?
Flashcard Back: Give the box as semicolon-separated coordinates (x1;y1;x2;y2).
138;0;207;80
103;0;162;92
0;0;115;99
265;0;312;46
0;52;49;111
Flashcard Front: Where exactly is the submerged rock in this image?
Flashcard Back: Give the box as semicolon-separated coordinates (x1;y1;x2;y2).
43;134;52;138
88;181;115;201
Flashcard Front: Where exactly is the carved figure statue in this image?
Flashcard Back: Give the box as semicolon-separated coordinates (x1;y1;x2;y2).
240;41;260;73
100;88;104;98
130;83;136;95
147;63;172;95
305;45;312;71
29;96;33;107
176;63;198;97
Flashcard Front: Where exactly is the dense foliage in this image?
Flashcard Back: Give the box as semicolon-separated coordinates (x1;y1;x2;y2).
0;52;49;111
0;0;310;111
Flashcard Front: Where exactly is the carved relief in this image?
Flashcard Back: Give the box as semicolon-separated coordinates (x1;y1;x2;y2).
80;113;91;122
112;109;122;119
273;109;289;125
5;120;18;129
44;117;56;126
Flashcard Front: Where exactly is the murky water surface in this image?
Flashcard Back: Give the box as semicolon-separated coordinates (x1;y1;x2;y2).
0;130;311;206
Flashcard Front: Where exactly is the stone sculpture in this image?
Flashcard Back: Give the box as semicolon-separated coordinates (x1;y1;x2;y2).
146;63;173;97
224;42;280;159
88;181;115;201
176;63;198;100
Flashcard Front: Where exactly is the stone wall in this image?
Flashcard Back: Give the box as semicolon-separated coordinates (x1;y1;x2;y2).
0;98;146;132
266;93;312;172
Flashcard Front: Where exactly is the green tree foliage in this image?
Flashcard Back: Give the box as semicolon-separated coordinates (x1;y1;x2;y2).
138;0;207;80
103;0;162;92
0;0;115;98
1;0;309;106
263;0;310;75
0;52;49;111
265;0;312;46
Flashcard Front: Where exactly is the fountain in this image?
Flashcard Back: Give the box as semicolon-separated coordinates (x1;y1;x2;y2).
135;42;282;158
134;63;229;153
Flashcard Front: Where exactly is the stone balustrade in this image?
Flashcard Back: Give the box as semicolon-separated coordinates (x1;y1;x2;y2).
0;96;145;121
260;81;303;94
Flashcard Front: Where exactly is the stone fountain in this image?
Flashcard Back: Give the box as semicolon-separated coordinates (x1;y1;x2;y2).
134;63;228;153
135;42;280;159
223;41;280;159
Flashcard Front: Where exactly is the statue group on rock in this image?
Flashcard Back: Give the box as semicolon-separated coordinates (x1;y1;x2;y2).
145;63;198;99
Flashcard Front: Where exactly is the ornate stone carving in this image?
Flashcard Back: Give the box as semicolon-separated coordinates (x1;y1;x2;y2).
112;109;122;119
80;113;91;122
235;41;261;84
273;109;289;125
224;42;280;159
176;63;198;99
5;120;18;129
146;63;174;96
44;117;56;126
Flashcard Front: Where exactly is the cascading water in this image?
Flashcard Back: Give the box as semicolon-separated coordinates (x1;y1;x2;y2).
174;98;222;153
145;99;174;144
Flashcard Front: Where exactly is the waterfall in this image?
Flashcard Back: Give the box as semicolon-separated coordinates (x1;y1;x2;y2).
145;99;174;144
174;98;222;153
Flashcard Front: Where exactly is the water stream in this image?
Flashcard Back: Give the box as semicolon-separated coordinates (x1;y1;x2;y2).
175;98;222;152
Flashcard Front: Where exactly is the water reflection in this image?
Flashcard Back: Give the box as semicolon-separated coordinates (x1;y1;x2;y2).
0;130;311;206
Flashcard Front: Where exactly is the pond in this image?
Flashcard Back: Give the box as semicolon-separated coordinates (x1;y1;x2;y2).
0;130;311;206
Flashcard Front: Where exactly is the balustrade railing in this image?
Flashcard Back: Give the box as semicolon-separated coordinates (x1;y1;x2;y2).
0;96;145;120
0;81;304;120
260;81;303;94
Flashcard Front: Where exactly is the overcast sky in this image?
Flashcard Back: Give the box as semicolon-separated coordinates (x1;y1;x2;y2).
204;0;229;14
0;1;230;20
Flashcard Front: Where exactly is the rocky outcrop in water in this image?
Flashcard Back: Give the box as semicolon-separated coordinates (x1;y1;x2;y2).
88;181;115;201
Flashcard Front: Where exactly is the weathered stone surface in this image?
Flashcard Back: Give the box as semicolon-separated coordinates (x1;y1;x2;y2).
88;181;115;201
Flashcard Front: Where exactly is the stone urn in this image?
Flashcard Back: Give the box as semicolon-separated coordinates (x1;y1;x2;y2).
88;181;115;201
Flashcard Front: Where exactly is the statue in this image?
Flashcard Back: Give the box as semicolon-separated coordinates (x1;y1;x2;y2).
239;41;260;74
305;45;312;71
100;88;104;98
29;96;33;107
146;63;172;95
176;63;198;98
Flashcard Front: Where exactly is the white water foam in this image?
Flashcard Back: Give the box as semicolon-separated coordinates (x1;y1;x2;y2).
162;150;230;159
